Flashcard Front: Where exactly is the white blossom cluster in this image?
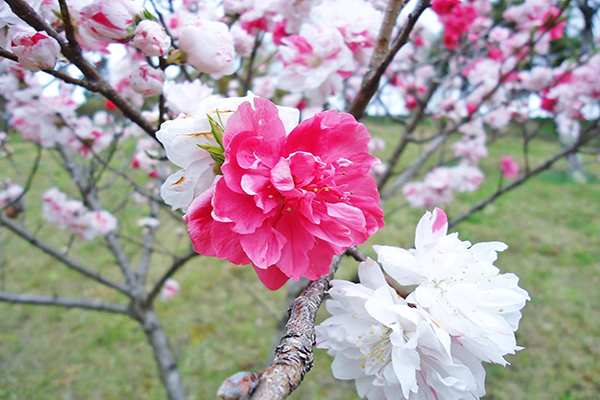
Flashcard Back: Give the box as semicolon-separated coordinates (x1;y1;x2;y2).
316;208;530;400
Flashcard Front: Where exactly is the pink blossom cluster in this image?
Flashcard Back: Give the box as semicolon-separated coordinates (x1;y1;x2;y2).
403;162;484;208
316;208;530;400
431;0;478;49
42;188;117;240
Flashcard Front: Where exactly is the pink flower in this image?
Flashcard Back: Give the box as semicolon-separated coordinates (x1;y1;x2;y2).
132;20;171;56
500;156;519;179
184;98;384;290
79;0;141;43
10;31;61;72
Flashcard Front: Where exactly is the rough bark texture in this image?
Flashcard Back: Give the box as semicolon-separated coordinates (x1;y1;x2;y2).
139;307;187;400
218;256;342;400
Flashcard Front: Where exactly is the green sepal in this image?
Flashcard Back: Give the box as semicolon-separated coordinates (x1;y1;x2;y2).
207;114;225;148
140;9;159;22
197;144;224;155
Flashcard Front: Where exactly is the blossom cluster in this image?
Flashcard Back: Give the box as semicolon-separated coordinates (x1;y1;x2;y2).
316;208;530;399
42;188;117;240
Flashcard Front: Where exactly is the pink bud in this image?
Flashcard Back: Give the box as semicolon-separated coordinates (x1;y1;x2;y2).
132;20;171;57
129;65;164;96
79;0;142;43
11;31;61;71
500;156;519;179
179;20;236;77
161;278;180;300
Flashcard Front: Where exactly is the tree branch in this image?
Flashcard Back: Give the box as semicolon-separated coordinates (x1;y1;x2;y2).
449;122;600;227
0;213;131;296
0;291;130;314
4;0;159;141
218;255;343;400
348;0;431;119
146;249;199;304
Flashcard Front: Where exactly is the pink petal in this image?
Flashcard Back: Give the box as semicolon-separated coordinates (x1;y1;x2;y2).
212;178;268;234
239;222;286;269
274;210;314;279
253;264;290;290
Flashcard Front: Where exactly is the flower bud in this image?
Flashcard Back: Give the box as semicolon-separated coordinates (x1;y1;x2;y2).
130;65;164;97
179;20;236;77
11;31;61;71
132;20;171;56
79;0;142;43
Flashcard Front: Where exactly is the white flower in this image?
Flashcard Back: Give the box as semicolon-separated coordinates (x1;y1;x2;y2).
157;92;299;211
316;258;486;400
374;208;530;365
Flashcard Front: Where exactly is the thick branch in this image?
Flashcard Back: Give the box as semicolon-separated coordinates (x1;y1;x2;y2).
348;0;431;119
218;255;343;400
0;291;130;314
0;213;131;296
449;122;600;227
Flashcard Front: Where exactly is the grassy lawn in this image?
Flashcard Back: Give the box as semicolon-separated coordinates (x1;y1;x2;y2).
1;120;599;399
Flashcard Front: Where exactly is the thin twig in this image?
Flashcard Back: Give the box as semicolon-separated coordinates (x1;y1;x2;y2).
0;291;130;315
146;249;198;304
0;213;131;296
449;122;600;227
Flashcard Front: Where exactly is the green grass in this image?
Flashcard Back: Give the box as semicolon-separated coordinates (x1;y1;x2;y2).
1;121;600;399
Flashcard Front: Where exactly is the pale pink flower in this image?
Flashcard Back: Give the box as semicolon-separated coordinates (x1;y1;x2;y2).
185;98;384;290
164;80;214;115
0;182;24;207
67;115;114;157
448;162;484;192
230;24;255;58
41;188;117;240
10;31;61;71
179;20;236;77
368;137;386;152
519;66;554;92
161;278;180;300
500;156;520;179
129;65;164;97
251;75;277;99
278;24;354;103
310;0;382;65
79;0;141;43
452;134;488;162
132;20;171;57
